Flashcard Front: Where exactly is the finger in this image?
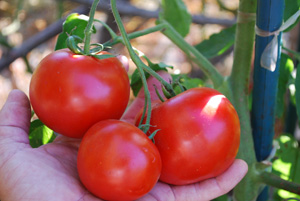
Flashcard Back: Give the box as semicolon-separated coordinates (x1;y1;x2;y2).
52;134;81;149
0;90;31;143
136;70;171;100
121;70;171;124
116;55;129;72
138;182;175;201
172;159;248;201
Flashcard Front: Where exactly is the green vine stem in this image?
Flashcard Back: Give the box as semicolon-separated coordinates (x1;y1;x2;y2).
94;19;119;40
110;0;153;133
83;0;100;54
104;23;166;47
231;1;257;162
229;0;258;200
99;17;222;97
258;171;300;195
157;20;225;89
100;18;222;94
100;20;175;96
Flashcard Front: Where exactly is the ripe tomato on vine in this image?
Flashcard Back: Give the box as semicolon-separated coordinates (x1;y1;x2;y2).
77;120;162;200
30;49;130;138
136;87;240;185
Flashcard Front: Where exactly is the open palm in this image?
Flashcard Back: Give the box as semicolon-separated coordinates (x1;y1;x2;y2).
0;72;247;201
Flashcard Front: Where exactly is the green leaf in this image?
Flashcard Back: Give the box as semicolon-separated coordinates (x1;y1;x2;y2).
272;134;300;200
295;63;300;123
55;13;96;50
0;34;12;48
131;61;173;97
171;74;204;94
159;0;192;37
283;1;300;32
194;25;236;59
276;53;294;118
29;119;56;148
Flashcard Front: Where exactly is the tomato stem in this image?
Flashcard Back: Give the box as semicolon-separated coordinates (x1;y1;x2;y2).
101;22;176;97
105;16;224;92
83;0;100;55
66;35;85;54
148;129;160;141
258;170;300;195
94;19;119;40
156;19;225;89
103;24;166;47
110;0;152;133
229;0;258;200
154;85;165;102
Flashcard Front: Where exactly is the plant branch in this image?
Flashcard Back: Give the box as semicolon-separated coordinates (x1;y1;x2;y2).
83;0;100;54
230;0;257;163
102;19;222;95
259;171;300;195
110;0;153;133
103;23;166;47
230;0;258;200
98;21;175;93
94;19;119;40
108;3;175;95
158;20;225;89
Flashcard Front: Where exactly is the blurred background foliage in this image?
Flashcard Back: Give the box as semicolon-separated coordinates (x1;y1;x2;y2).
0;0;239;107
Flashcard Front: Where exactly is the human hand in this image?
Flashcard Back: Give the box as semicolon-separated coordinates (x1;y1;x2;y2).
0;72;247;201
0;89;97;201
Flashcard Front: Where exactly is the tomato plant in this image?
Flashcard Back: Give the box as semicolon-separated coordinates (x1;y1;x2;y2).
77;119;162;201
29;49;130;138
20;0;300;199
143;87;240;185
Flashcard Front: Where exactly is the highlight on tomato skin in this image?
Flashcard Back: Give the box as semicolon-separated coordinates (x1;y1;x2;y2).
139;87;240;185
29;49;131;138
77;119;162;201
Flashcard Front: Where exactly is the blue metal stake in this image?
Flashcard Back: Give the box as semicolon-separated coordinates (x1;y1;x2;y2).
251;0;285;200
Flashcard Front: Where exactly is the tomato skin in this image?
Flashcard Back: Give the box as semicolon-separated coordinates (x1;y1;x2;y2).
77;120;162;201
148;87;240;185
29;49;130;138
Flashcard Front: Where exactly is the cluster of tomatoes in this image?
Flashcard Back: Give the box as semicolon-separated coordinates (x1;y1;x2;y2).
29;49;240;201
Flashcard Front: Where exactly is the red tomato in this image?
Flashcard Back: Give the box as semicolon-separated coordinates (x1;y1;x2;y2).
144;87;240;185
29;49;130;138
77;120;162;201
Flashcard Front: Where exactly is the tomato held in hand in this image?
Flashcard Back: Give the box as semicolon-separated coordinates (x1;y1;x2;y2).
77;120;162;201
145;87;240;185
29;49;130;138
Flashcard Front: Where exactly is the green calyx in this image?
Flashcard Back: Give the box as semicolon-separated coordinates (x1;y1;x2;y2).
66;35;114;59
64;0;114;59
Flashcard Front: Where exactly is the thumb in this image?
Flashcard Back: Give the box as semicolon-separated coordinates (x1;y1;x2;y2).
121;70;172;124
136;70;172;100
0;90;31;143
